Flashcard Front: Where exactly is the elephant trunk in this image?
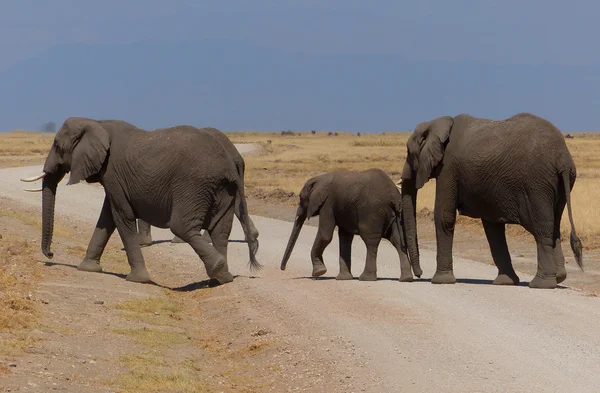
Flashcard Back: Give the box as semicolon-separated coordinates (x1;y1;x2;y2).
41;173;62;259
401;179;420;272
280;213;307;270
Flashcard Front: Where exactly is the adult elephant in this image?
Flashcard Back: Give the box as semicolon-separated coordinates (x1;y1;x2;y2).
21;118;261;285
136;127;259;246
400;112;583;289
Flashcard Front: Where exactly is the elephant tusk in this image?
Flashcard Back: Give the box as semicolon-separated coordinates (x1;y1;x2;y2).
23;187;43;192
20;172;46;182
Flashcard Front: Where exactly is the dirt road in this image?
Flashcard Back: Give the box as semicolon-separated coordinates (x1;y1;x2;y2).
1;146;600;392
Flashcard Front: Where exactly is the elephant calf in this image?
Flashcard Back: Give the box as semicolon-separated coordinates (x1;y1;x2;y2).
280;168;422;282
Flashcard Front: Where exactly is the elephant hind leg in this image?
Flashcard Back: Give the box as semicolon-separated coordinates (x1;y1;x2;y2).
481;220;519;286
336;229;354;280
359;235;381;281
552;198;568;284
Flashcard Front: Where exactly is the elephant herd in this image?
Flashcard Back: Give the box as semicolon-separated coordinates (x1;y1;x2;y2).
20;112;583;290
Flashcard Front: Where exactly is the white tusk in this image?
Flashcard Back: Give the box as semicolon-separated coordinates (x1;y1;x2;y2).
23;188;43;192
20;172;46;182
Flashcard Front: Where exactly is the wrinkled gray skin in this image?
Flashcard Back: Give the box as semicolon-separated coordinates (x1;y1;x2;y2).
400;112;583;289
28;118;261;285
136;127;259;246
280;168;422;282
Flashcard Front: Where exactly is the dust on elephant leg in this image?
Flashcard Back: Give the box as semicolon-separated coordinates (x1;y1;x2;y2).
77;258;103;273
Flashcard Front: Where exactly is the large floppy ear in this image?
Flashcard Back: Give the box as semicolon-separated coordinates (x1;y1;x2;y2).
303;174;333;218
66;119;110;185
406;116;453;189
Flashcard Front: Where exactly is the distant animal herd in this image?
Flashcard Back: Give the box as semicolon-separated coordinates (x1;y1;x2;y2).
21;112;582;290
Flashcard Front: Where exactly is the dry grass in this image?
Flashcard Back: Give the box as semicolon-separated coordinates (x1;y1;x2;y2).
0;131;54;168
226;131;600;247
112;327;190;347
0;226;43;355
2;130;599;246
113;352;211;393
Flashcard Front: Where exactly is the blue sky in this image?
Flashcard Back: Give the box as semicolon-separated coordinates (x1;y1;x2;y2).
2;1;600;131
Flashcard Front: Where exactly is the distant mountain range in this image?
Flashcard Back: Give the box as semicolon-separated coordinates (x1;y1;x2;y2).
1;39;599;132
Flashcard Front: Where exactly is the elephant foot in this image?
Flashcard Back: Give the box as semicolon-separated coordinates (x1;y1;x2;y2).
77;258;103;273
312;263;327;277
493;273;520;286
556;266;567;284
399;274;414;282
171;236;186;244
336;271;353;280
206;259;234;285
529;276;558;289
359;272;377;281
126;267;152;283
138;235;153;247
431;270;456;284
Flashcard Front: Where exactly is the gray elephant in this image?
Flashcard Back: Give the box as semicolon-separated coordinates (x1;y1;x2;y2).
400;112;583;289
21;118;260;285
136;126;259;246
280;168;422;282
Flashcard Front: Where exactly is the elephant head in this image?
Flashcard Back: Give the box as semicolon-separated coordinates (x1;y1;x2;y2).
280;172;333;270
400;116;454;271
21;118;110;259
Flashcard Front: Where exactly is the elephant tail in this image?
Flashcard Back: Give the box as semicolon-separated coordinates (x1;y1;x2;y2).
236;176;262;272
562;169;583;270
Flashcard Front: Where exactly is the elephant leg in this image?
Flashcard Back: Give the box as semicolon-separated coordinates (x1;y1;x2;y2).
389;227;413;282
137;219;153;246
336;229;354;280
78;196;115;273
553;199;568;284
553;238;567;284
481;220;519;285
359;235;381;281
206;207;235;285
431;199;457;284
530;236;558;289
111;203;151;283
310;211;335;277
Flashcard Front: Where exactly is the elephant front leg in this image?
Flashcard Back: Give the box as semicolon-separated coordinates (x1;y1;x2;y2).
78;196;116;274
482;220;519;285
431;205;457;284
359;236;381;281
112;208;151;283
137;219;153;246
310;218;335;277
336;229;354;280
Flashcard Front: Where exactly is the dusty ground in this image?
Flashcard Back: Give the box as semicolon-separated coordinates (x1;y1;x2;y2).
1;145;600;392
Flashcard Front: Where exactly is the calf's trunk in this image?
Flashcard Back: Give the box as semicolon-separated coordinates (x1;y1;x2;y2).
280;214;307;270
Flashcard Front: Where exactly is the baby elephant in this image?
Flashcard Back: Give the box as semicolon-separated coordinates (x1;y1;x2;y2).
280;168;422;282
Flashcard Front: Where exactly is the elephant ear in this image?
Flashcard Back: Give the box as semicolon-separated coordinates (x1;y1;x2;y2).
303;174;333;218
408;116;453;190
67;120;110;185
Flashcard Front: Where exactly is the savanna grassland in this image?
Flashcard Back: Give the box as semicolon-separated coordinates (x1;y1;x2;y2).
2;129;600;392
226;130;600;249
2;129;600;246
